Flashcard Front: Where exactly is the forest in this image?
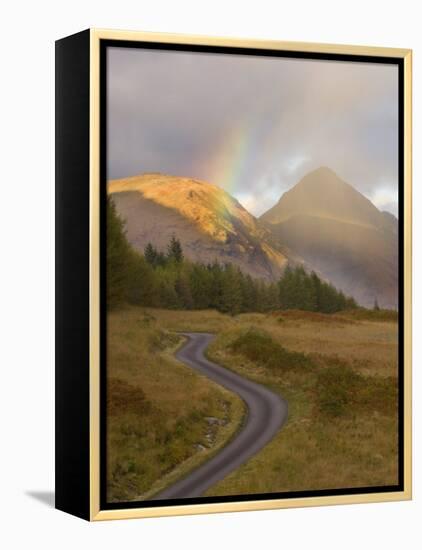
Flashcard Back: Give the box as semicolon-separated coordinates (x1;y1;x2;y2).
107;196;358;314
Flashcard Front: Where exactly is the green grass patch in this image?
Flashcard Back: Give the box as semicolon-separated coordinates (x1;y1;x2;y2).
269;309;356;325
314;358;398;418
339;308;398;322
230;327;314;373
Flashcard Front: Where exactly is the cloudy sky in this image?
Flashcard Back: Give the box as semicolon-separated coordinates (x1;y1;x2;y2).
107;47;399;217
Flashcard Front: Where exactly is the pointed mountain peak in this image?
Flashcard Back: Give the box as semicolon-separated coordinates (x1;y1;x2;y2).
305;166;339;178
261;167;385;230
294;166;350;192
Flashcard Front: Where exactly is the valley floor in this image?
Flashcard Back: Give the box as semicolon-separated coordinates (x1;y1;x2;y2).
107;307;398;502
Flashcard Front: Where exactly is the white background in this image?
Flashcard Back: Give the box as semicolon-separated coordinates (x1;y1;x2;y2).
0;0;419;548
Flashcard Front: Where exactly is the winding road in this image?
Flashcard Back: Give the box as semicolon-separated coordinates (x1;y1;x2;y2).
153;333;288;500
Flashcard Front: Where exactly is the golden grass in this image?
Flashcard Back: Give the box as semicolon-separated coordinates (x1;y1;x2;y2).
203;318;398;497
107;306;398;500
255;313;398;378
205;412;398;495
141;307;238;333
269;309;357;324
106;307;244;502
340;308;399;322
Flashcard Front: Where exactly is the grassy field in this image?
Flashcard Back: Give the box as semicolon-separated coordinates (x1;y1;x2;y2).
107;306;398;500
106;308;244;502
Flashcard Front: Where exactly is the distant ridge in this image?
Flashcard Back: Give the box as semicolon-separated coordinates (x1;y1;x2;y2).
260;167;398;308
261;167;394;231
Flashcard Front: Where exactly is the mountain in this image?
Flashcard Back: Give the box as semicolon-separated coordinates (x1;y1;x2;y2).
108;173;294;281
381;210;399;235
260;167;398;308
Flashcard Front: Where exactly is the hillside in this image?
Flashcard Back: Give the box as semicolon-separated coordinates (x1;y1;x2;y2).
108;173;293;281
260;167;398;308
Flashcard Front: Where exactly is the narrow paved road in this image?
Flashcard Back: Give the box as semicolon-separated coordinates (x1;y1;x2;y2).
153;333;288;500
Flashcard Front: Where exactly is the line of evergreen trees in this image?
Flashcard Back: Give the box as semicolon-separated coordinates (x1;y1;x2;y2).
107;196;357;314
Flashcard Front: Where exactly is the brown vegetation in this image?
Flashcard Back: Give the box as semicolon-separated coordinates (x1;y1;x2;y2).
106;308;244;502
107;306;398;500
204;317;398;496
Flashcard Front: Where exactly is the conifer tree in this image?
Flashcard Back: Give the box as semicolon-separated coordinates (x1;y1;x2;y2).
219;264;243;315
106;219;359;314
127;251;156;306
190;264;212;309
106;196;134;308
175;270;194;309
278;265;356;313
208;261;224;311
167;235;184;263
240;274;258;312
144;243;158;265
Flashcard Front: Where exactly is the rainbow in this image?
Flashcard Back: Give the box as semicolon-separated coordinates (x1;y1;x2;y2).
206;112;278;197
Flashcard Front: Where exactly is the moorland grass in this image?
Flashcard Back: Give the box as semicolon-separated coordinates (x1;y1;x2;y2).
108;306;398;499
107;307;244;502
229;327;315;374
203;322;398;496
339;308;398;322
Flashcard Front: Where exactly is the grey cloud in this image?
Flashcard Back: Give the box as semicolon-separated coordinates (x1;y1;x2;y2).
107;47;399;216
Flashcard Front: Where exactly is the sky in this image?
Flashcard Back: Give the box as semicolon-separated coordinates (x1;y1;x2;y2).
107;46;399;217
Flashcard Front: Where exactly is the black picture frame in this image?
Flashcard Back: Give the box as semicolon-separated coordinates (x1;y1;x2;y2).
55;29;412;521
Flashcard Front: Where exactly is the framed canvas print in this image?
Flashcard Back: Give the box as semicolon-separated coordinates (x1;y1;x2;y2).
55;29;412;521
